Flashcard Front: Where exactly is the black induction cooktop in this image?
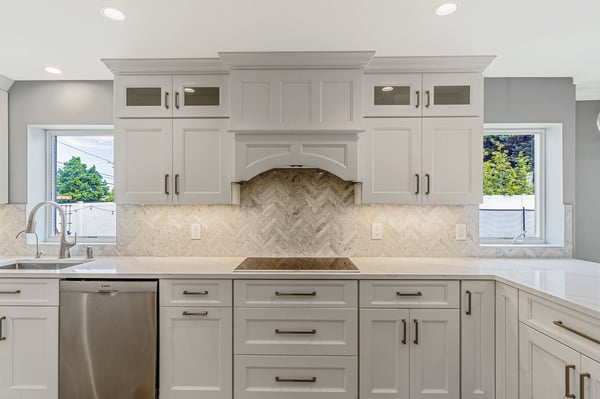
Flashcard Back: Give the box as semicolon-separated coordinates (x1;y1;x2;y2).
234;257;359;272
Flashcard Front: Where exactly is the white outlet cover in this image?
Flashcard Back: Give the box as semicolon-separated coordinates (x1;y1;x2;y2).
455;224;467;241
191;224;202;240
371;223;383;240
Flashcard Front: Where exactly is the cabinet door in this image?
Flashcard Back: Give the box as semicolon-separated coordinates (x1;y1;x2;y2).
115;75;173;118
519;324;581;399
172;75;229;117
160;307;232;399
359;118;421;204
421;117;482;205
0;307;58;399
364;74;422;117
581;356;600;399
115;118;173;204
172;119;233;204
360;309;410;399
496;283;519;399
422;73;483;117
410;309;460;399
461;281;495;399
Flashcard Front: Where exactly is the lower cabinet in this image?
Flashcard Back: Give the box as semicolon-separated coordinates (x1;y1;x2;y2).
495;283;519;399
0;306;58;399
581;355;600;399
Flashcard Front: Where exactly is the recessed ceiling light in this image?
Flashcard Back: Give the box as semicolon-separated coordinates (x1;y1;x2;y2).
45;67;62;74
381;86;394;92
436;2;458;16
100;7;126;21
184;88;196;93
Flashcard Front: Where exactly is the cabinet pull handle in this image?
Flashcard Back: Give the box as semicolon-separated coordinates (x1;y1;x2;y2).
164;174;170;195
413;319;419;345
0;316;5;341
425;90;431;108
425;174;431;195
175;91;180;109
275;377;317;383
275;291;317;296
175;174;180;195
565;365;576;399
581;373;590;399
466;290;472;315
183;290;208;296
401;319;407;344
165;91;169;109
0;290;21;294
415;174;420;195
553;321;600;345
415;90;420;108
275;329;317;335
396;291;422;297
182;311;208;316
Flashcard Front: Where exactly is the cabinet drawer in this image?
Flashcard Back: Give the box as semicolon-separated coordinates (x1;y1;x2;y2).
234;280;357;308
0;279;58;306
360;280;459;308
519;291;600;361
234;355;357;399
234;308;357;356
160;279;232;307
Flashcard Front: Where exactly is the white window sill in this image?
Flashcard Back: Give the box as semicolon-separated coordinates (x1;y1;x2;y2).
480;243;565;248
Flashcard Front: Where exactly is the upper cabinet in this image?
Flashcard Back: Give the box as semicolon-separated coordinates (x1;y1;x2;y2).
364;73;483;118
115;74;229;118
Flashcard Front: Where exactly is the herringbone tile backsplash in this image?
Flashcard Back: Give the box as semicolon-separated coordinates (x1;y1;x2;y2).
2;169;572;257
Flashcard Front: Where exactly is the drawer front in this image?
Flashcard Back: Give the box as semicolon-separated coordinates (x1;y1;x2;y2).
360;280;459;308
519;291;600;361
234;280;357;308
0;279;58;306
235;308;357;356
160;279;232;307
234;355;357;399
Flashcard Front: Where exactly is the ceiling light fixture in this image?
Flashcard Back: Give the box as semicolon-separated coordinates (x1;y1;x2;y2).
100;7;126;21
45;67;62;74
381;86;394;92
436;2;458;16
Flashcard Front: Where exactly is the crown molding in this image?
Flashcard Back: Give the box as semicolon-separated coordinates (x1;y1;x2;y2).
0;74;14;91
366;55;497;74
101;58;229;75
576;84;600;101
219;51;376;70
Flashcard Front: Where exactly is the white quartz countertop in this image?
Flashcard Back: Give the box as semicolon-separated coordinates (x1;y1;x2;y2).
0;256;599;318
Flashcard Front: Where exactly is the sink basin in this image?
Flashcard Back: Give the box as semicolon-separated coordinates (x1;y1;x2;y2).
0;260;89;270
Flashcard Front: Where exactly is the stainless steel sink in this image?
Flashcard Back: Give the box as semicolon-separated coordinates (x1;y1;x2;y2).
0;260;88;270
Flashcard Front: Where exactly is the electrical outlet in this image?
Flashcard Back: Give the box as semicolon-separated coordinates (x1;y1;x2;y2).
371;223;383;240
455;224;467;241
191;224;202;240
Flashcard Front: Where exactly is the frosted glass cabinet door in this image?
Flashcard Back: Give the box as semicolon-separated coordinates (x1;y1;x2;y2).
422;73;483;117
115;75;173;118
172;75;229;117
364;74;423;117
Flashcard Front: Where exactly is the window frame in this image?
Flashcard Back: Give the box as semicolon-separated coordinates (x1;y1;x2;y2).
480;128;546;245
44;130;115;244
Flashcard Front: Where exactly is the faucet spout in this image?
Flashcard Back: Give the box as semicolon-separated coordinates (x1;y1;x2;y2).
24;201;76;259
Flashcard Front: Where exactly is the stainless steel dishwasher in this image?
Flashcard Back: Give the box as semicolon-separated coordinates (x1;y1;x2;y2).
59;280;157;399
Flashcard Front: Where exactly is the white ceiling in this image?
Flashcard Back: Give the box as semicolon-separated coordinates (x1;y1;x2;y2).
1;0;599;98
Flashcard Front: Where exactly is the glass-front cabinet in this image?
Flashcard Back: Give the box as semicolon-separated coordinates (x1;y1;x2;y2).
364;74;422;117
172;75;229;117
422;73;483;117
115;75;173;118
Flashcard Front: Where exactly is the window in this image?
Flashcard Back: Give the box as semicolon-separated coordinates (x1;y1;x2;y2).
46;131;115;243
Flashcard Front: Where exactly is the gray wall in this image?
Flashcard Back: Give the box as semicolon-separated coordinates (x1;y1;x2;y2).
8;81;113;203
575;100;600;262
484;78;577;205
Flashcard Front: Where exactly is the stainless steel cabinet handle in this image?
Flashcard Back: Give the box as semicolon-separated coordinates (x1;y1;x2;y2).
183;290;208;296
415;90;420;108
275;329;317;335
466;290;472;315
415;174;420;195
397;292;422;297
0;316;5;341
581;373;590;399
425;174;431;195
425;90;431;108
275;291;317;296
565;365;576;399
165;91;169;109
175;174;180;195
275;377;317;383
401;319;407;344
182;311;208;316
554;320;600;345
413;319;419;345
164;174;170;195
0;290;21;294
175;91;180;109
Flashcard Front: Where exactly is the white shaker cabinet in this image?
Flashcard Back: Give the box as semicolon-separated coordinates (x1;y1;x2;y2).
461;281;495;399
363;74;423;117
496;283;519;399
172;75;229;118
581;356;600;399
421;73;483;118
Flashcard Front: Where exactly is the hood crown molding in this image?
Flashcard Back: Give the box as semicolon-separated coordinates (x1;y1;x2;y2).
101;58;228;75
366;55;496;74
576;84;600;101
219;51;376;70
0;74;14;92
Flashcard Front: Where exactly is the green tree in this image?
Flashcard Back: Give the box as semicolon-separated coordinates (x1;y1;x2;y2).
483;143;534;195
56;156;111;202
